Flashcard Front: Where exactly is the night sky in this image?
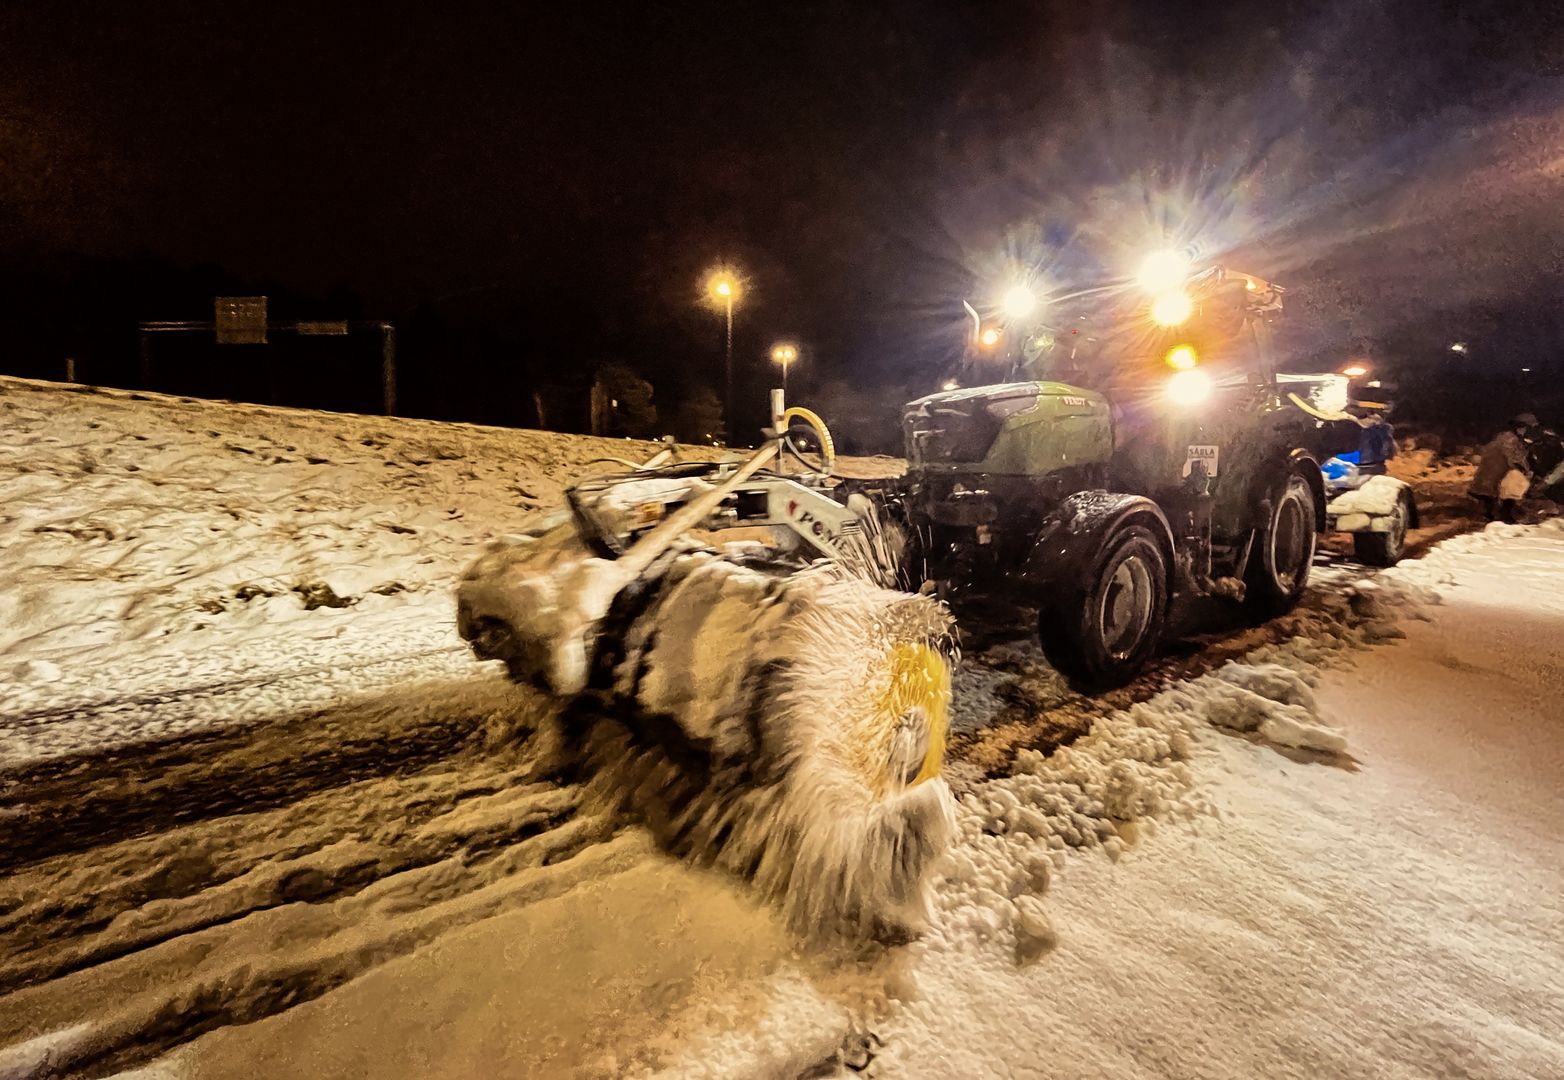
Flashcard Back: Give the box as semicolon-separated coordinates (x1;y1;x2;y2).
3;1;1562;442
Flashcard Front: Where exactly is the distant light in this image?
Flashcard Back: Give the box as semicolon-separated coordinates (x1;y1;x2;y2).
1138;249;1191;294
1522;367;1532;373
1449;341;1468;354
1001;284;1038;320
770;342;799;365
705;268;741;304
941;378;960;391
1341;363;1369;378
1150;289;1193;327
1165;344;1198;370
979;327;1002;348
1167;368;1213;407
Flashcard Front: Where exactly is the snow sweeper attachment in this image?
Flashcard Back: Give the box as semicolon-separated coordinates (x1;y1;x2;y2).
456;408;958;936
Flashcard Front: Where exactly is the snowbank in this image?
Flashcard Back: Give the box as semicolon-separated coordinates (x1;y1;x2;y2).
0;377;724;764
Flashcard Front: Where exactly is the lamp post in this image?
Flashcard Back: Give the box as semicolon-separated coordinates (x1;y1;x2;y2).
705;270;741;436
770;342;799;394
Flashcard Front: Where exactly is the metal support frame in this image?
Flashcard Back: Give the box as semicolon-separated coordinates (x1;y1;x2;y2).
136;318;399;414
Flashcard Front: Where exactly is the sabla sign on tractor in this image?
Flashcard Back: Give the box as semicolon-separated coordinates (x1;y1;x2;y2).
1182;444;1220;478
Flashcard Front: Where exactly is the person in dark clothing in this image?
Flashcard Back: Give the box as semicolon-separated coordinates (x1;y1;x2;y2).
1524;424;1564;500
1470;414;1537;523
1355;410;1396;475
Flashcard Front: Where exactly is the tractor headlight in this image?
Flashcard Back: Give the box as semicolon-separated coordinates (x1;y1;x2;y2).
1167;368;1213;407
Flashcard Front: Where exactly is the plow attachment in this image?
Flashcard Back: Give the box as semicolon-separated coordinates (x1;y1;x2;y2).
457;435;957;935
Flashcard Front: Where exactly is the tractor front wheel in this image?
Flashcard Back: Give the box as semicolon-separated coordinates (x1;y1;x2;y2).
1037;523;1169;692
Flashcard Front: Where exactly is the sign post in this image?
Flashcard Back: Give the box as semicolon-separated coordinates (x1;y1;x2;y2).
379;322;397;415
215;297;268;345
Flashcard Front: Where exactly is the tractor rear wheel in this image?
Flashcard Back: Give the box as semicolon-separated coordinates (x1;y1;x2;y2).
1246;471;1317;616
1037;523;1169;692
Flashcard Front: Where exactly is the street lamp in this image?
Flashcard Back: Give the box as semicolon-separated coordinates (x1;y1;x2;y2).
1341;362;1369;378
704;268;742;434
770;342;799;393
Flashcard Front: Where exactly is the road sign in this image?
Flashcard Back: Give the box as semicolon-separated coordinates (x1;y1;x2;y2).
296;320;350;336
215;297;268;344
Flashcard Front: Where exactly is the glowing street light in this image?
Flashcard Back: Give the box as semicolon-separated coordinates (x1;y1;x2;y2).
1001;283;1038;321
1341;362;1369;378
704;268;742;433
1138;249;1191;294
1150;289;1193;327
1449;341;1469;354
770;342;799;393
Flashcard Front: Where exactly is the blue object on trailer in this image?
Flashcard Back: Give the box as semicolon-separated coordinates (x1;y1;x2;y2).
1321;453;1358;482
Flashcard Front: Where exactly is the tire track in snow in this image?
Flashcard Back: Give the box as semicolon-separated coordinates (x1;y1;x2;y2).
0;644;468;730
0;671;527;871
0;693;639;1079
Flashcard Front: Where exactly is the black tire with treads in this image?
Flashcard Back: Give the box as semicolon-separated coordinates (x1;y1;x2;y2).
1246;471;1317;616
1352;490;1411;567
1037;523;1169;692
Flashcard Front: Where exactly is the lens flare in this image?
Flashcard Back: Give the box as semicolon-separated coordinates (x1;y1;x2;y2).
1151;289;1193;326
1137;249;1191;294
979;327;1002;348
1165;344;1198;370
1001;284;1038;320
1167;368;1213;407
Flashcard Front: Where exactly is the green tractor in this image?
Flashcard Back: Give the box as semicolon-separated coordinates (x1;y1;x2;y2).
875;266;1338;690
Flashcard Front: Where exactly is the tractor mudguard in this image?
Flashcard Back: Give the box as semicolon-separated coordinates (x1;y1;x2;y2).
1287;449;1329;531
1019;491;1177;600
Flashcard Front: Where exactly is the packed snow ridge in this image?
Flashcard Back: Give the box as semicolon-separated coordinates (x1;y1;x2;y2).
908;559;1446;979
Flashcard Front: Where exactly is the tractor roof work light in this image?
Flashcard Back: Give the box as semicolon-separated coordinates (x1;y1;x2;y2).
1137;249;1191;294
1150;289;1194;327
1000;283;1039;321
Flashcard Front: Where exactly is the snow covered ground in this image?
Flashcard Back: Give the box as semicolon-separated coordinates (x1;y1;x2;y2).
883;524;1564;1078
0;376;722;764
4;377;1562;1078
